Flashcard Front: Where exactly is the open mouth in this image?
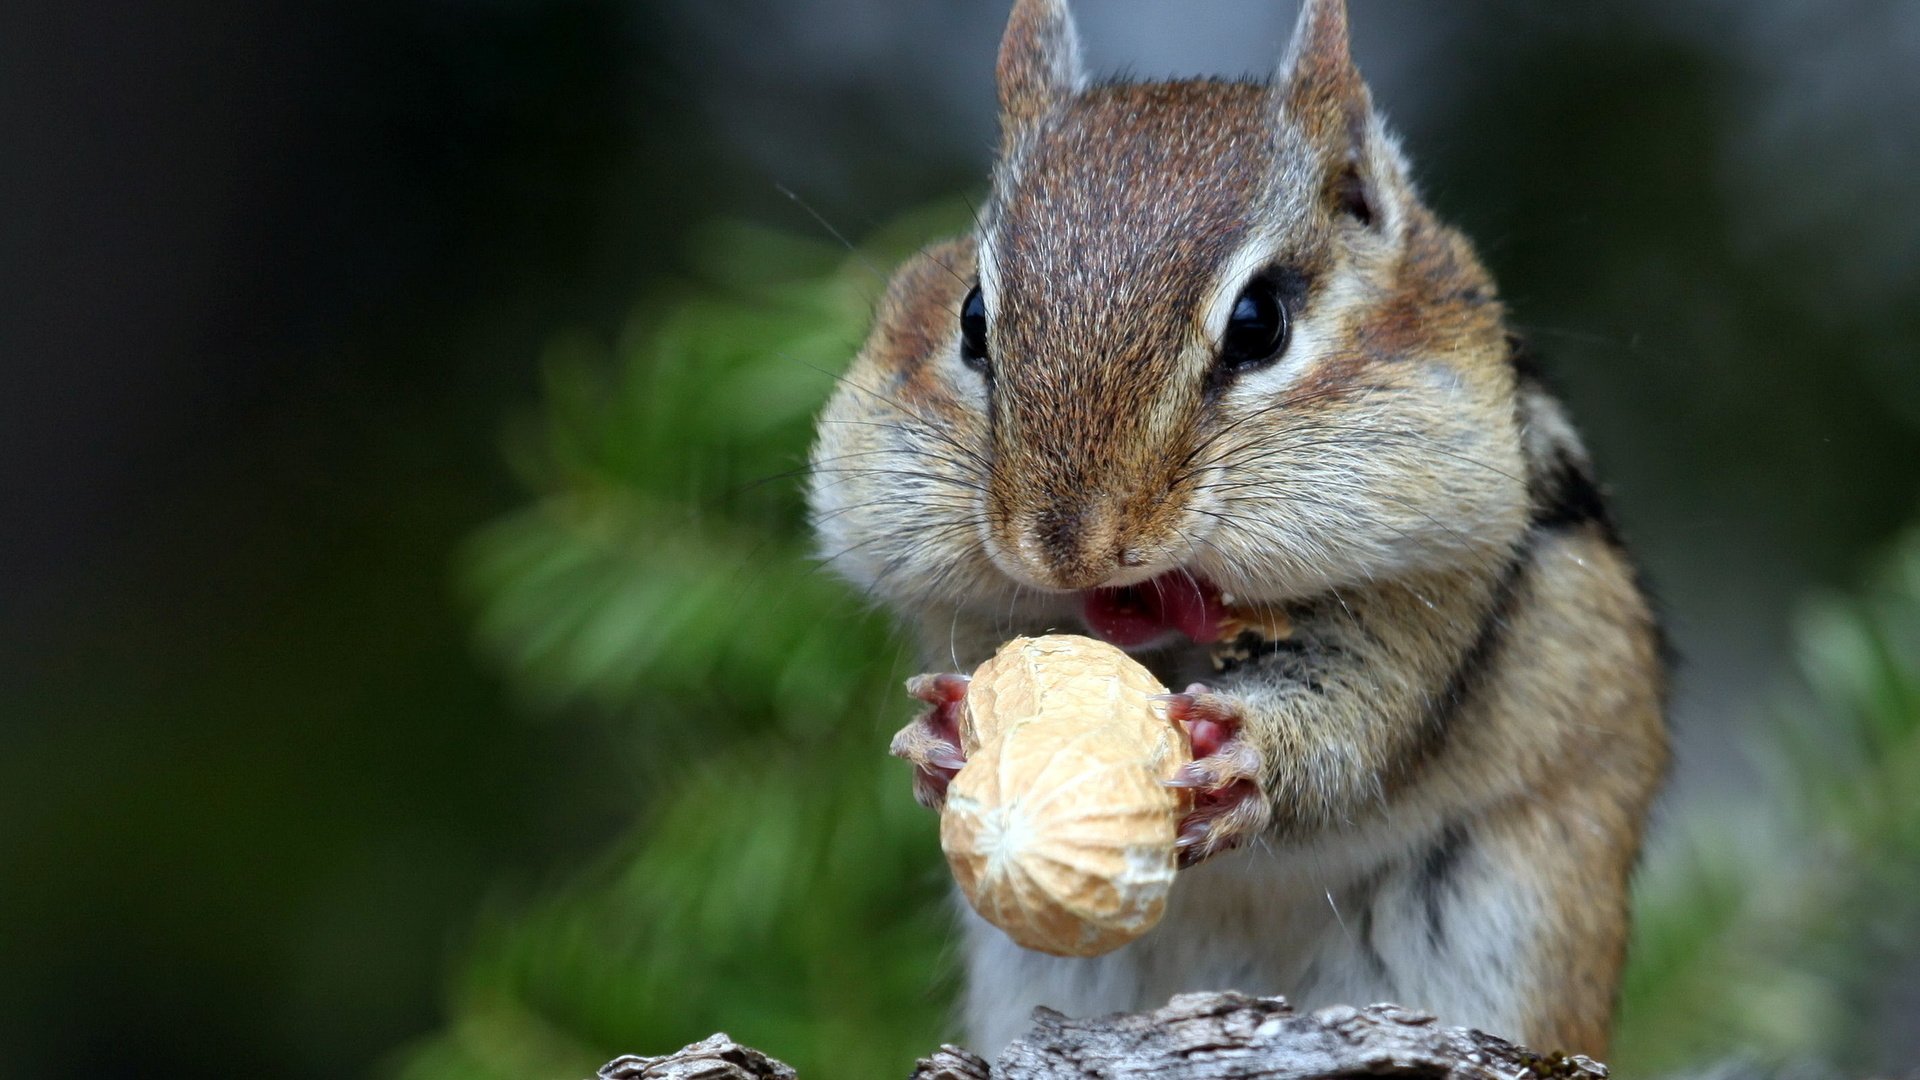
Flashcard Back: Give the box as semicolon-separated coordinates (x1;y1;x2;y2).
1081;573;1232;649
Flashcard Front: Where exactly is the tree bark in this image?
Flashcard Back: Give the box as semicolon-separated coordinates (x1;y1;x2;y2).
596;993;1609;1080
599;1033;797;1080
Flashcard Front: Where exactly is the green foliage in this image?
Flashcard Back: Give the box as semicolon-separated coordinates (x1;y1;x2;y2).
397;211;977;1080
407;212;1919;1079
1613;523;1920;1074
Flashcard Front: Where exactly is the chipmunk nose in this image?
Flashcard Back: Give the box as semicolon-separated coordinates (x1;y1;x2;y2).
1012;499;1125;591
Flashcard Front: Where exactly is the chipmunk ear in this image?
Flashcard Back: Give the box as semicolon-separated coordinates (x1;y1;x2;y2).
1276;0;1388;227
998;0;1084;144
1277;0;1363;120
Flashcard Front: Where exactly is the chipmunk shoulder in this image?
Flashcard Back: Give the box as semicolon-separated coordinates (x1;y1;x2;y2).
807;0;1667;1058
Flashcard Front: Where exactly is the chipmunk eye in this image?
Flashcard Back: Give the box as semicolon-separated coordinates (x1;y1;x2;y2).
1219;277;1290;373
959;285;991;373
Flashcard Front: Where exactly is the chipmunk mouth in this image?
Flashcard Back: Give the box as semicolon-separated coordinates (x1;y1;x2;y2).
1081;573;1231;649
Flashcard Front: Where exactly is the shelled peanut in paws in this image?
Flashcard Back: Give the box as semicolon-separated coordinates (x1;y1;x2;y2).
931;635;1191;958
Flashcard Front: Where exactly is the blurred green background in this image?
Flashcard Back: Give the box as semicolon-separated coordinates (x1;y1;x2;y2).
3;3;1916;1078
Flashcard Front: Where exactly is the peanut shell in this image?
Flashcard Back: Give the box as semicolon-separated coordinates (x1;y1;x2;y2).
940;635;1190;957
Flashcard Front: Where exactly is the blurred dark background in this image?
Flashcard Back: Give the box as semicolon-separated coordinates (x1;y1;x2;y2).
3;2;1916;1078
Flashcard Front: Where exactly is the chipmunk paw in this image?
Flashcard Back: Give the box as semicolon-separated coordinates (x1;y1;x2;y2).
891;673;971;809
1157;684;1270;867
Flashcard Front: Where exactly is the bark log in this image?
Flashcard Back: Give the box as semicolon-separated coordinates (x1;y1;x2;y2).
596;993;1609;1080
599;1033;797;1080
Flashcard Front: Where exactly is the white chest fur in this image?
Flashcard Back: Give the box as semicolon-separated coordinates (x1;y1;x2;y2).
958;821;1534;1056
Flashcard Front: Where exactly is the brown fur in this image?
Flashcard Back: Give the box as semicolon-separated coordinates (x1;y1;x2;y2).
985;80;1281;587
808;0;1666;1058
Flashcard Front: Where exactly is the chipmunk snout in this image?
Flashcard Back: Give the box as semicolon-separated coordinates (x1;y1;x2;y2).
992;493;1157;592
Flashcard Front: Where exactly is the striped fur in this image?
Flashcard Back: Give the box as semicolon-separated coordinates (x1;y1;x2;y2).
807;0;1666;1057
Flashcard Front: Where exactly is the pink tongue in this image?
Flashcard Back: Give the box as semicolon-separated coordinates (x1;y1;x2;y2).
1082;574;1231;648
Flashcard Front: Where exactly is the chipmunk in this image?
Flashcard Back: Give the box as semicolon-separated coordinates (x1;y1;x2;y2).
806;0;1667;1059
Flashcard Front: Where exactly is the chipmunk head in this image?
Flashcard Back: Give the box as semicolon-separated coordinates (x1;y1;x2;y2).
812;0;1527;624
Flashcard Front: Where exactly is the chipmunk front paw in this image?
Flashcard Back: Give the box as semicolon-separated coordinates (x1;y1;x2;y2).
891;673;971;809
1159;684;1270;867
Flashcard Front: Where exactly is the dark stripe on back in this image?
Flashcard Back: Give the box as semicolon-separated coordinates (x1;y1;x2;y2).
1414;821;1471;950
1510;333;1624;543
1506;332;1545;384
1419;542;1531;749
1354;900;1390;983
1529;447;1621;542
1343;867;1393;985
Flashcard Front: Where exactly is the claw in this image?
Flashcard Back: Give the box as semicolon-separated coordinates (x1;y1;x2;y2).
1150;692;1196;717
1155;686;1239;759
1151;683;1214;713
1161;761;1213;789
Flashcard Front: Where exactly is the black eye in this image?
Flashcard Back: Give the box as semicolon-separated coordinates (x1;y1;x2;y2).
959;285;990;373
1219;277;1290;372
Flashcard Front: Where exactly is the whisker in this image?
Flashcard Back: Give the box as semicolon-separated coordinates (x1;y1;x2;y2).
774;182;892;289
787;356;994;475
808;465;989;495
